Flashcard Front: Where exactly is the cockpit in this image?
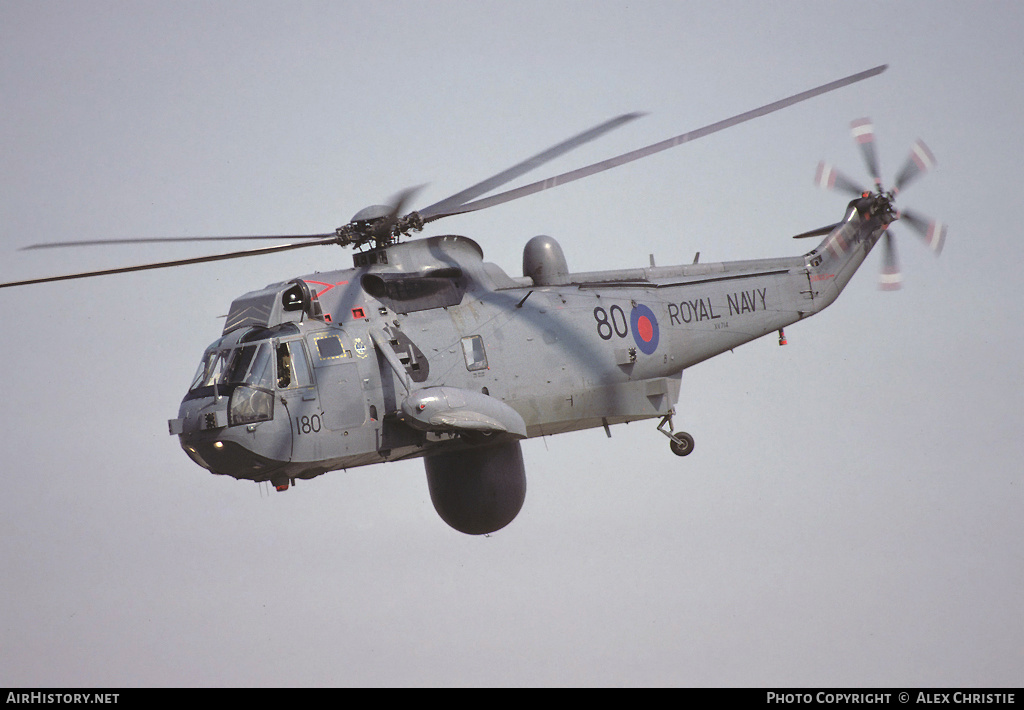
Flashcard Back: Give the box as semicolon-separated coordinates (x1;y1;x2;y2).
184;323;315;428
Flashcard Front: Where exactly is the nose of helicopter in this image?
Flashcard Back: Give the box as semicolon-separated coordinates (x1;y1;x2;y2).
172;395;287;481
178;437;274;479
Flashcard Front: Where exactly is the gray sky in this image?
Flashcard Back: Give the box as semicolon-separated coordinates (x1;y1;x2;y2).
1;0;1021;687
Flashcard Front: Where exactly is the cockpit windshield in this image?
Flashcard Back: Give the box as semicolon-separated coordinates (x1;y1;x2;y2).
189;342;275;392
189;349;226;390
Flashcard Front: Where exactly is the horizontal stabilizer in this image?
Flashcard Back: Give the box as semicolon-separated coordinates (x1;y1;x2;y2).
792;222;840;239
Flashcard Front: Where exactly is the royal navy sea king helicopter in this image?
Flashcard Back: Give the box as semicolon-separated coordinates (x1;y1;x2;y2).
1;65;946;535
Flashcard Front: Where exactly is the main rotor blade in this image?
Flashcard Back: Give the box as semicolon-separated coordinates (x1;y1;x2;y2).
422;65;888;222
417;112;644;220
0;239;334;289
20;233;336;250
386;185;423;222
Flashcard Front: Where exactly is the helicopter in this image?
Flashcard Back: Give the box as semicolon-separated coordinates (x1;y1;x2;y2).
0;64;946;535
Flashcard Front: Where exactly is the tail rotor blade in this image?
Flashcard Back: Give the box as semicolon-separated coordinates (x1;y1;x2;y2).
893;139;936;193
899;208;946;255
850;118;882;188
815;161;866;196
878;230;902;290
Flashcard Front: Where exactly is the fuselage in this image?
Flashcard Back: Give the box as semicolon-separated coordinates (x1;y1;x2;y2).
171;195;890;489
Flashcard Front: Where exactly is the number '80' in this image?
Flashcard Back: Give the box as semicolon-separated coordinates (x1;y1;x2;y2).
593;305;629;340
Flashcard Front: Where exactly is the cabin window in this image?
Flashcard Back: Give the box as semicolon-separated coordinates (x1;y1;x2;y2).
461;335;488;371
314;334;348;361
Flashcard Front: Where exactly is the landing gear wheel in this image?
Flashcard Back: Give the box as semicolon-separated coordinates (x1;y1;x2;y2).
669;431;694;457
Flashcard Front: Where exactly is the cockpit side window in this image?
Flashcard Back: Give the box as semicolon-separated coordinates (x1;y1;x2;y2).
276;340;313;389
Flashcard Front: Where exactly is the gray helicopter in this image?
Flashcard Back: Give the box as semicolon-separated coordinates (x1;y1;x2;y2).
1;64;945;535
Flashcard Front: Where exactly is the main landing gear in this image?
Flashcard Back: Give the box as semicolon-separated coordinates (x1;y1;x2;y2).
657;411;694;457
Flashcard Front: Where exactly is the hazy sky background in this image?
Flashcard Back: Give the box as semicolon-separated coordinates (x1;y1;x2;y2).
1;1;1021;687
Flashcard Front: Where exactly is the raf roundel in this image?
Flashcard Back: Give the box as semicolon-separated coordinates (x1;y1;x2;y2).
630;303;660;355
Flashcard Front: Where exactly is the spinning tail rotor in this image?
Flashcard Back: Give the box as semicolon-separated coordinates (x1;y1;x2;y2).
815;118;946;289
